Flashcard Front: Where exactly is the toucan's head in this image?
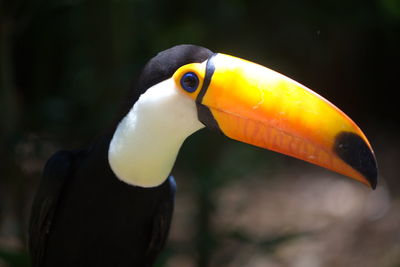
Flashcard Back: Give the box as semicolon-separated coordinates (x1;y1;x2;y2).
109;44;378;189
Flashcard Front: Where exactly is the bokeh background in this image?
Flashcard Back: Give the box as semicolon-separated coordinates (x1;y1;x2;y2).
1;0;400;266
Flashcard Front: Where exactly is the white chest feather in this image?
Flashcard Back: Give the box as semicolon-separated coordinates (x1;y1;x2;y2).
108;78;204;187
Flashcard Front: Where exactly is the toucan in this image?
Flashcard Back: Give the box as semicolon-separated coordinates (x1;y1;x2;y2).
28;44;378;267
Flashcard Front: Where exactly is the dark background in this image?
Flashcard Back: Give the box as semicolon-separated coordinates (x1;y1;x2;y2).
1;0;399;266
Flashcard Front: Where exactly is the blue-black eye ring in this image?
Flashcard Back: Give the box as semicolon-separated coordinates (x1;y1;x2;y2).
180;72;199;93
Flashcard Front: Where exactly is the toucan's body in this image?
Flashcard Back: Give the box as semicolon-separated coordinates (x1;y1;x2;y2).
29;45;377;267
29;134;176;267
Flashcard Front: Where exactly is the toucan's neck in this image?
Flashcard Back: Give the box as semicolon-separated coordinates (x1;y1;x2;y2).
108;78;204;187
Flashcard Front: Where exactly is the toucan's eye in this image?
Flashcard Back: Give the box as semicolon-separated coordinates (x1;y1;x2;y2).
180;72;199;93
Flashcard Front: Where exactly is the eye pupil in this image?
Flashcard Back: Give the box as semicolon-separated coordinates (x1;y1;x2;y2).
180;72;199;93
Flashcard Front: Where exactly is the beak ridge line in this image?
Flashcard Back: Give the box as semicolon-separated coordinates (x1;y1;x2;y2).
196;53;218;103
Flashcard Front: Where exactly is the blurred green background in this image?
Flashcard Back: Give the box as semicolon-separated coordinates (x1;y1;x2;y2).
1;0;400;266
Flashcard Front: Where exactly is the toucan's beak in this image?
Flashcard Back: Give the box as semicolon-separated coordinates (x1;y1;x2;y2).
174;53;378;189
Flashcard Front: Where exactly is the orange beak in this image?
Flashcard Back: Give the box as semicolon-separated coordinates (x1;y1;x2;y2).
174;53;378;188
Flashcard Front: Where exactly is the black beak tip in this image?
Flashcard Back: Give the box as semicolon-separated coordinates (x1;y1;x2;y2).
334;131;378;190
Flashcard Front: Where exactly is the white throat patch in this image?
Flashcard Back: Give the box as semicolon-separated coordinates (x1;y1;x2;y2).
108;78;204;187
